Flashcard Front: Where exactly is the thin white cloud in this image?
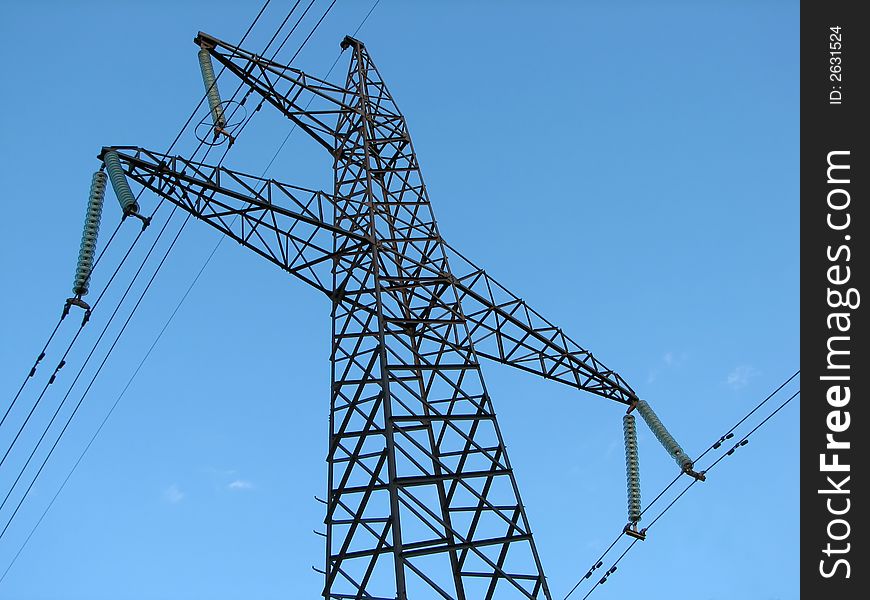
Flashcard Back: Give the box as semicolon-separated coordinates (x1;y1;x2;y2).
648;351;687;384
663;351;688;368
227;479;254;491
726;365;760;389
163;484;185;504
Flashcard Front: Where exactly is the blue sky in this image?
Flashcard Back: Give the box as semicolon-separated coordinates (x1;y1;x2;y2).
0;1;798;599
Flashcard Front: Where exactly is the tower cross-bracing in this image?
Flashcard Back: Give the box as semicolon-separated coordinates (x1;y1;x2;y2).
95;31;676;600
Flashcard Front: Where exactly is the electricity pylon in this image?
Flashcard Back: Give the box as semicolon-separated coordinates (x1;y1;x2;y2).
102;32;645;600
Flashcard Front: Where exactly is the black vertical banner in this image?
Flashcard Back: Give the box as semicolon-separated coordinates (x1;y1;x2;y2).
802;1;867;597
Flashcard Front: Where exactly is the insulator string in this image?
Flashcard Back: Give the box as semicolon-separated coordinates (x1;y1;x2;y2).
563;373;800;600
0;1;360;580
1;0;275;430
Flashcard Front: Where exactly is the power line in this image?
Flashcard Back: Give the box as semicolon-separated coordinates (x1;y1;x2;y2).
209;0;340;171
0;204;166;475
693;369;800;466
1;320;64;431
0;0;288;544
0;0;304;497
269;0;317;59
2;0;350;513
563;372;800;600
0;0;371;581
0;206;183;518
578;389;801;600
1;0;275;434
0;213;194;543
700;388;801;476
0;225;221;583
353;0;381;36
581;389;799;599
262;1;378;175
0;217;126;430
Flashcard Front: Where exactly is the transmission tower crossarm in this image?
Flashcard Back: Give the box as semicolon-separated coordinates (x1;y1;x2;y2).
443;242;639;405
191;30;638;406
195;31;356;156
92;31;647;597
99;146;369;300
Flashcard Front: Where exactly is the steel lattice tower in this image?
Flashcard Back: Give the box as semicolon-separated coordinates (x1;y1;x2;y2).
100;32;646;599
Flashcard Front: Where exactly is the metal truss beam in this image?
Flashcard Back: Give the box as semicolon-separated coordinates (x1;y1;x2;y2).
104;145;637;406
100;146;364;300
97;31;653;599
196;31;353;155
